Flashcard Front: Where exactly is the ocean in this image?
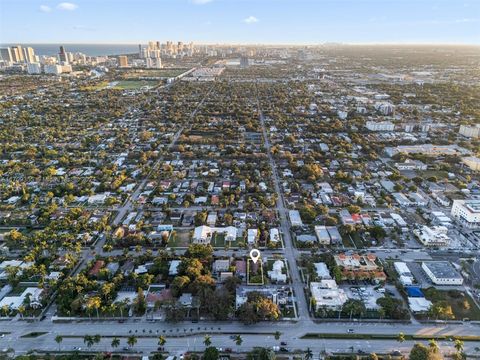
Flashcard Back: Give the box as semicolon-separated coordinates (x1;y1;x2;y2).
0;44;139;56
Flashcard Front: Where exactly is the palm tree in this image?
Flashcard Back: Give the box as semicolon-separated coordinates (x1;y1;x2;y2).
429;339;439;353
305;348;313;360
111;337;120;350
93;334;101;347
204;335;212;347
234;334;243;348
55;335;63;351
127;335;137;349
86;296;102;318
397;332;405;343
84;335;94;348
274;331;281;340
454;339;464;354
158;335;166;346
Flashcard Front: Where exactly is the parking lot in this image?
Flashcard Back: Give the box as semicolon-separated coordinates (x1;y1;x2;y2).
342;285;385;310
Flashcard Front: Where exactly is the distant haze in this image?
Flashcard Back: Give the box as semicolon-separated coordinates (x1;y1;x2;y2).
0;44;139;57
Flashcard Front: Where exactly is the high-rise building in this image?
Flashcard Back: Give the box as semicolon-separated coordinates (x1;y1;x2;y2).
138;44;142;58
146;57;162;69
11;45;25;62
0;47;13;63
23;47;36;63
240;56;250;68
118;55;128;67
59;46;68;62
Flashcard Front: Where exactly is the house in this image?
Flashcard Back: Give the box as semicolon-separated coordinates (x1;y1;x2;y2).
87;193;110;204
89;260;105;277
145;284;172;309
169;260;181;276
235;260;247;279
213;259;230;274
247;229;258;245
314;262;332;280
207;212;217;226
269;228;280;243
267;260;287;283
0;287;44;310
178;293;193;307
289;210;303;227
314;225;331;244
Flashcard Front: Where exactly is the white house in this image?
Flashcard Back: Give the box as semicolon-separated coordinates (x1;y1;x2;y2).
267;260;287;283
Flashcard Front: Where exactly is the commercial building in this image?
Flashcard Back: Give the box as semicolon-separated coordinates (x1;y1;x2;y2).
394;262;415;286
27;62;42;74
413;225;450;247
118;56;129;68
463;156;480;171
422;261;463;286
451;199;480;229
385;144;470;157
334;253;386;282
310;280;348;311
459;124;480;138
365;121;395;131
192;225;237;244
44;64;63;75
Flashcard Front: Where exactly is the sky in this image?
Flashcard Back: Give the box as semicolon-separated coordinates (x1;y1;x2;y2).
1;0;479;44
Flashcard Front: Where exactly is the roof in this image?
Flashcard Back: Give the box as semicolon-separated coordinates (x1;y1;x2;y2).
422;261;463;280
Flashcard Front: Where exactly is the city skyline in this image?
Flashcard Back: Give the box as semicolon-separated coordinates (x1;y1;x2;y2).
1;0;480;45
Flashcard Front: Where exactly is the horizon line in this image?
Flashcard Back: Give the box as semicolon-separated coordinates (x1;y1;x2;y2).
2;41;480;47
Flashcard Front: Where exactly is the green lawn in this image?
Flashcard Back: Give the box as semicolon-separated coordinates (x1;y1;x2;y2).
111;80;159;90
423;288;480;320
167;230;191;248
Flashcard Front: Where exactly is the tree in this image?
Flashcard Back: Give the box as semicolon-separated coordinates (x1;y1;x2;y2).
84;335;94;348
134;287;147;315
274;331;281;340
203;346;219;360
93;334;101;347
305;348;313;360
127;335;137;349
55;335;63;351
158;335;166;346
409;343;443;360
86;296;102;318
454;339;464;354
204;335;212;347
397;332;406;343
429;339;439;353
234;334;243;346
111;337;120;350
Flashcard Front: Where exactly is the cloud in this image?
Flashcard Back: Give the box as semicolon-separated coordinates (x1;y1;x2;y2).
243;16;259;24
57;2;78;10
192;0;213;4
40;5;52;12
